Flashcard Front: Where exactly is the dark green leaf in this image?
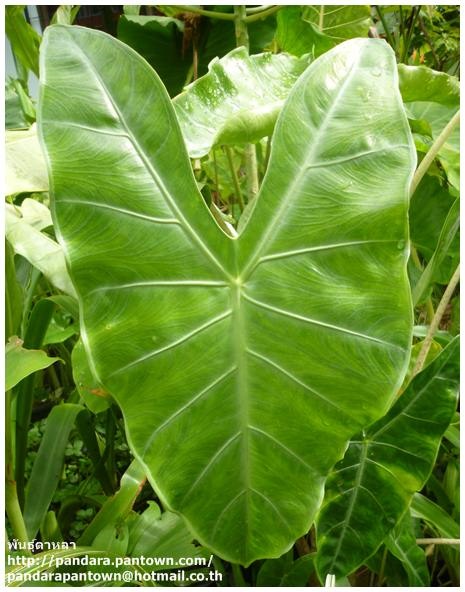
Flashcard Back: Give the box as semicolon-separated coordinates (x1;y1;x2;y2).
412;196;459;304
276;5;371;58
410;493;459;539
316;337;459;579
385;513;430;586
117;15;190;97
24;403;84;539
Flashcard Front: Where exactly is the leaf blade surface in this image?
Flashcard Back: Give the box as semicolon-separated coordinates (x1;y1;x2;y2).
39;27;415;565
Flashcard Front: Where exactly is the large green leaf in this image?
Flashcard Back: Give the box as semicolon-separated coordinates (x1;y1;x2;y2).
173;48;310;158
39;26;414;565
315;337;459;580
276;5;371;58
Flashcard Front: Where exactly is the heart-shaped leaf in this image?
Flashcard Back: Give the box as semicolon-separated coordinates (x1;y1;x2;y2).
39;26;414;564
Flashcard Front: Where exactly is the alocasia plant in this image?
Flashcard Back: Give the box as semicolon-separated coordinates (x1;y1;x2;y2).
38;25;415;565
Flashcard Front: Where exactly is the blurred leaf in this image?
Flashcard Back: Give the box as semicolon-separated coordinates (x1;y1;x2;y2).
412;197;459;304
401;339;442;389
398;65;460;106
5;203;76;297
400;65;459;188
316;337;459;580
386;513;430;586
14;298;56;506
78;459;146;546
93;521;129;556
276;5;371;57
281;554;315;586
128;501;202;567
5;6;41;77
409;175;459;288
117;15;189;97
173;47;310;157
72;338;111;413
24;403;84;539
43;318;77;345
5;335;61;391
406;103;459;190
51;5;81;25
6;125;49;196
9;198;52;230
256;550;293;587
5;79;35;129
123;5;140;16
257;551;315;586
410;493;459;539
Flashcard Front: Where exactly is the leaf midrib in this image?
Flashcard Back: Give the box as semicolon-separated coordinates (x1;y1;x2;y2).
63;30;230;282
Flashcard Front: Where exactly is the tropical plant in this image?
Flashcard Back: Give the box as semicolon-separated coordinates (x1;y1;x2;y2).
5;4;459;588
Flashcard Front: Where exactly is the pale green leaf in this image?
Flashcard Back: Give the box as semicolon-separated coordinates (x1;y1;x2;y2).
6;125;49;196
39;27;414;565
173;48;311;157
5;203;76;297
5;336;61;391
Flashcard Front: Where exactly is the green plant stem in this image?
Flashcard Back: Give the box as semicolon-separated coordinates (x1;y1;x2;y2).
410;109;460;196
264;135;272;173
244;143;259;202
233;5;249;49
5;390;31;550
171;6;236;21
245;4;273;15
410;244;434;323
224;146;244;212
231;563;247;586
375;5;396;49
412;263;460;377
20;267;41;338
212;148;220;204
416;538;460;545
233;6;260;206
377;546;388;586
244;5;281;23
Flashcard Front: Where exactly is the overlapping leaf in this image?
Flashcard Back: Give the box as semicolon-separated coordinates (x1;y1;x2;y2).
400;65;460;190
276;5;371;57
173;48;311;157
316;337;459;580
39;26;414;564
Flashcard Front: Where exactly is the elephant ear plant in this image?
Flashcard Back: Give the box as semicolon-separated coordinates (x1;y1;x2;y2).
38;26;415;565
